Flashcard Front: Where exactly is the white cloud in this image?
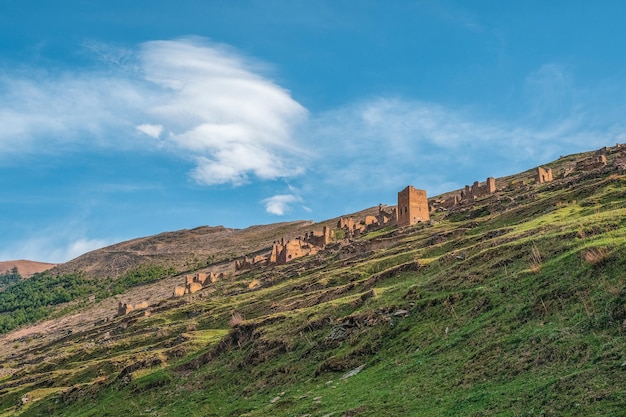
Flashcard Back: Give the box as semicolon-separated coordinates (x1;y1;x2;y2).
306;95;624;197
0;235;110;264
136;123;164;139
0;38;308;185
137;39;308;185
262;194;303;215
0;74;146;154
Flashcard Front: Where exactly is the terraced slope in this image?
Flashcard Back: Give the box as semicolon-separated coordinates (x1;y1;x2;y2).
1;149;626;416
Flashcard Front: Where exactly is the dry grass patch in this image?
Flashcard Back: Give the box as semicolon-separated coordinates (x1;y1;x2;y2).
580;247;609;265
229;312;245;327
529;243;542;273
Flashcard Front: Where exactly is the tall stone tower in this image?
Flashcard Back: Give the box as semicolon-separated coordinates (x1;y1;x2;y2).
397;185;429;227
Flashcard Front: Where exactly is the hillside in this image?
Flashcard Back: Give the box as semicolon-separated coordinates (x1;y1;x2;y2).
1;146;626;416
0;261;56;278
52;206;385;279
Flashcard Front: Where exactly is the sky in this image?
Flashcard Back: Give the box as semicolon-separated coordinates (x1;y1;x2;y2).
2;1;626;263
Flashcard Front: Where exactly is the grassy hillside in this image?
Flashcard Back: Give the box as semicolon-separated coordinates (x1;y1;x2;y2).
1;148;626;416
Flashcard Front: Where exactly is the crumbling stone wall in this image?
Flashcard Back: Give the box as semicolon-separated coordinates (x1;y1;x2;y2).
576;155;607;171
436;194;460;210
365;215;378;226
304;226;333;247
134;301;149;310
376;204;397;226
535;167;553;184
235;256;254;271
185;282;202;294
614;157;626;170
117;302;134;316
337;218;366;238
195;273;208;285
461;177;496;201
268;237;320;265
117;301;149;315
397;185;429;227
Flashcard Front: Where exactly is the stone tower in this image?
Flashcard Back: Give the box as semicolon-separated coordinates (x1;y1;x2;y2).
397;185;429;227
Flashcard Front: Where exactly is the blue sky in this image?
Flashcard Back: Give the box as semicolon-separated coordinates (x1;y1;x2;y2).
2;1;626;263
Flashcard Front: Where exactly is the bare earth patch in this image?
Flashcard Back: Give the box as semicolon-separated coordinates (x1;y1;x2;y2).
0;260;57;278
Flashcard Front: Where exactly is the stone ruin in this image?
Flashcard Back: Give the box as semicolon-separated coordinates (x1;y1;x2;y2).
430;177;497;212
268;237;320;265
117;301;149;316
576;155;607;171
234;256;266;271
304;226;334;247
233;225;339;271
186;282;202;294
535;167;553;184
614;157;626;170
172;271;224;298
461;177;496;201
588;143;626;170
233;203;403;272
337;217;365;238
338;205;397;238
433;194;461;210
397;185;429;227
265;226;336;265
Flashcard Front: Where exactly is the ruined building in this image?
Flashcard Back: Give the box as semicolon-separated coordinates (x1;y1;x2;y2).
234;226;335;271
397;185;429;227
376;204;397;226
336;205;396;237
185;282;202;294
337;217;366;238
461;177;496;201
172;271;224;298
234;257;253;271
576;155;607;171
117;302;134;316
535;167;553;184
195;273;208;285
117;301;149;316
303;226;333;247
432;194;461;211
268;237;320;265
235;255;269;271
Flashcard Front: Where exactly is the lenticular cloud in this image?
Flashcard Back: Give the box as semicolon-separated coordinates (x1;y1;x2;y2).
136;39;308;185
0;38;307;186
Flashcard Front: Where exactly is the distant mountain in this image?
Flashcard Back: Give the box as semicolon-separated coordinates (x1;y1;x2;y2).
0;260;57;278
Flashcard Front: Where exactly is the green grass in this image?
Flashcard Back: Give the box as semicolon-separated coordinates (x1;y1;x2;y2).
5;163;626;416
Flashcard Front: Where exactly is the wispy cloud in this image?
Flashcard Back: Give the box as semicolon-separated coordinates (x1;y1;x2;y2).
0;38;308;185
262;193;303;215
305;94;625;197
136;123;164;139
137;39;308;185
0;234;110;264
0;73;145;154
